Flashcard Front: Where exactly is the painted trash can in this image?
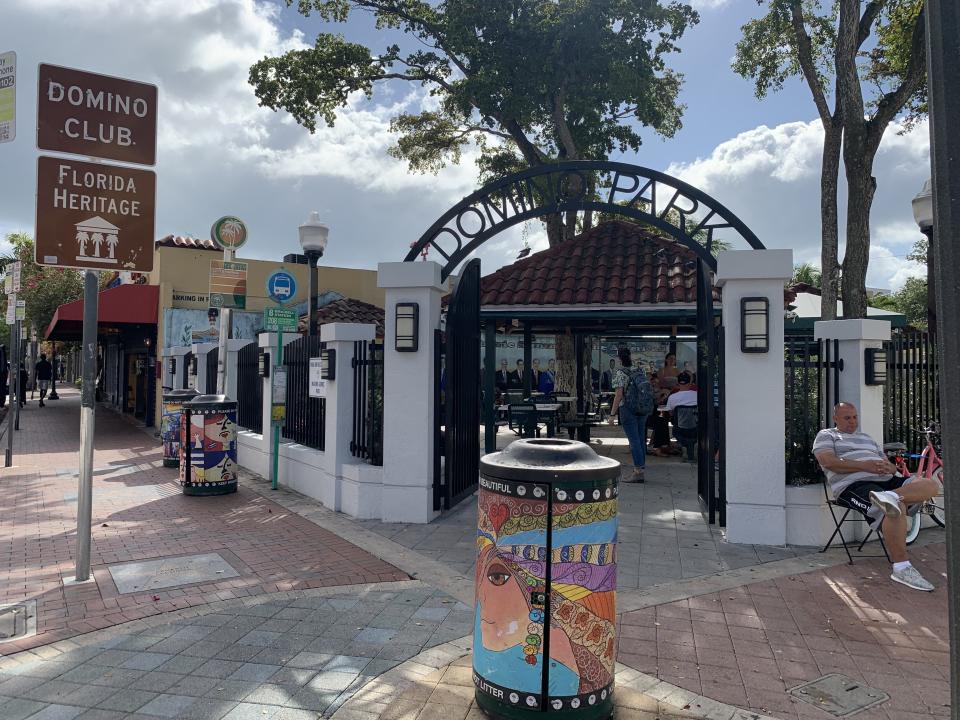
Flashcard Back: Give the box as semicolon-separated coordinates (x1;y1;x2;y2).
160;388;199;467
179;394;239;496
474;438;620;720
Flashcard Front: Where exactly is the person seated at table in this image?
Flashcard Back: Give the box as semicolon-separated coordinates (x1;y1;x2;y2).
538;358;556;394
666;372;698;462
495;359;511;392
660;353;681;386
647;375;673;457
814;402;942;592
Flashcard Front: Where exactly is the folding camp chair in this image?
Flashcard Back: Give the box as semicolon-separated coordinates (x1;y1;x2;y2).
820;475;890;564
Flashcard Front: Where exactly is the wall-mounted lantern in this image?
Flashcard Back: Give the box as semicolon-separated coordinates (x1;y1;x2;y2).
395;302;419;352
865;348;888;385
740;297;769;353
320;348;336;380
258;348;270;378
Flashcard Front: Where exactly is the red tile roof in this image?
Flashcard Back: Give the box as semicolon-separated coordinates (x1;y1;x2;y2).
298;298;385;336
155;235;220;251
480;221;704;307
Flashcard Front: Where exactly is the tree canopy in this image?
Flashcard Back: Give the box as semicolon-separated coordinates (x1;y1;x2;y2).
250;0;698;244
733;0;926;320
1;233;85;348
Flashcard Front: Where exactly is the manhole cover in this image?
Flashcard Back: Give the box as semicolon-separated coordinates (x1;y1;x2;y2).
108;552;240;594
789;674;889;717
0;600;37;642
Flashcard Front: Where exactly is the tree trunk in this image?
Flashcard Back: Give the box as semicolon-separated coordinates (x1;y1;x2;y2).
554;331;577;421
841;146;876;319
820;123;842;320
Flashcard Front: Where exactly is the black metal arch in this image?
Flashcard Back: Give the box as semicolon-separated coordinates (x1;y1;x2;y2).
404;160;765;279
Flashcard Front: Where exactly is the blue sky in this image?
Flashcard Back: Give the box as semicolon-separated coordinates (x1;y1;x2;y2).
0;0;930;290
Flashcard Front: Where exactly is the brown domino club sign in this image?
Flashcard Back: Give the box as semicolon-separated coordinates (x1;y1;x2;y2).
37;63;157;166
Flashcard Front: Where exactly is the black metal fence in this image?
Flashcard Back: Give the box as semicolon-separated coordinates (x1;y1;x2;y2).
282;336;325;450
237;343;262;433
182;352;193;390
784;337;840;485
205;348;219;394
884;329;938;456
350;341;384;465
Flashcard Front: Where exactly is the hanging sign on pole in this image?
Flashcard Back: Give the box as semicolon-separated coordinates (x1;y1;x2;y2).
6;294;16;325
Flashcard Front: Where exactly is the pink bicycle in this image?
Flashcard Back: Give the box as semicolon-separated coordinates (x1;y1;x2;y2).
885;423;945;545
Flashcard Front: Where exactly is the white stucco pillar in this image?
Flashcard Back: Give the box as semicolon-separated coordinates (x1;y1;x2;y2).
717;249;793;545
378;261;446;524
190;342;216;393
225;339;252;402
813;320;891;442
321;322;378;516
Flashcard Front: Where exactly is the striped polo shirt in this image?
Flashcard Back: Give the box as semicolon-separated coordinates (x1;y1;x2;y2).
812;428;888;495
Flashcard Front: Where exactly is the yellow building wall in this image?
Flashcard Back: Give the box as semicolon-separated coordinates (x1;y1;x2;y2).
150;245;383;426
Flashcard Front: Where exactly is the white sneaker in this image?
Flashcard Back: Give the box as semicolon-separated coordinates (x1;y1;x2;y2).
869;490;902;518
891;565;934;591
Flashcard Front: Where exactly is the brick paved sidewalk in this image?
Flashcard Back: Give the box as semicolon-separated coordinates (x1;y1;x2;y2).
618;541;950;720
0;390;408;654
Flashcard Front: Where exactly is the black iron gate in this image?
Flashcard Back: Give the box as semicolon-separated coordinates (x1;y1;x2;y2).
351;340;384;465
884;329;939;456
282;336;325;450
236;342;262;433
205;348;219;394
695;261;723;524
784;337;841;485
434;258;481;511
182;352;193;390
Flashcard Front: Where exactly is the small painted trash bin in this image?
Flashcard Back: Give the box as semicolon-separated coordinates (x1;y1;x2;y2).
160;389;199;468
474;438;620;720
179;394;239;496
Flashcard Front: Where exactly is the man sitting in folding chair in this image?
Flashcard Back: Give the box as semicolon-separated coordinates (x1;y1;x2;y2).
813;402;941;592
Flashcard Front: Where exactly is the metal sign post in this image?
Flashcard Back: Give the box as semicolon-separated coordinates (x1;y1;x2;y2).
210;217;248;396
34;64;157;584
75;271;98;582
262;285;298;491
12;319;20;431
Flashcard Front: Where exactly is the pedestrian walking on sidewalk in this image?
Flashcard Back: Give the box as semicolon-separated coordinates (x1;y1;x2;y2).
609;346;655;483
35;353;53;407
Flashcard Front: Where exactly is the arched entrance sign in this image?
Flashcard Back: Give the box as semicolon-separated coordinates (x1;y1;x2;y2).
411;160;767;525
404;160;765;278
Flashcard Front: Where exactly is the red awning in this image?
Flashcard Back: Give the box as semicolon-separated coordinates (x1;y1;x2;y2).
45;284;159;341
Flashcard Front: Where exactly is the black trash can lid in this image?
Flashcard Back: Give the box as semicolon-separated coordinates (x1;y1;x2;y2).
162;388;200;401
480;438;620;483
183;394;237;412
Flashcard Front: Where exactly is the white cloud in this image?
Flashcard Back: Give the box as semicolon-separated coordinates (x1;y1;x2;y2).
667;118;930;291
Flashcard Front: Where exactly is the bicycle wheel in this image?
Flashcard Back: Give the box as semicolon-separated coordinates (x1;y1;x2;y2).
906;512;922;545
931;468;946;528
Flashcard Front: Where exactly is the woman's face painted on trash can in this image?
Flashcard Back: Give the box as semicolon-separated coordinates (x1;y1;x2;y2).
477;545;530;651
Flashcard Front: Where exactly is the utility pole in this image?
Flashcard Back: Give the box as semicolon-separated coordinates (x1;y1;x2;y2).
924;1;959;716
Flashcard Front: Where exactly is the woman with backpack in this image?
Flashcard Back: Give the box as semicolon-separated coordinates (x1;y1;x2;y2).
608;347;655;483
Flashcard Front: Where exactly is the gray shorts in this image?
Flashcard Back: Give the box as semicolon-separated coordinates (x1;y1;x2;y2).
38;380;50;391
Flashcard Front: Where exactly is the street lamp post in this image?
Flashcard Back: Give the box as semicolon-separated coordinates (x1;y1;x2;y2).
298;212;329;337
911;180;935;335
